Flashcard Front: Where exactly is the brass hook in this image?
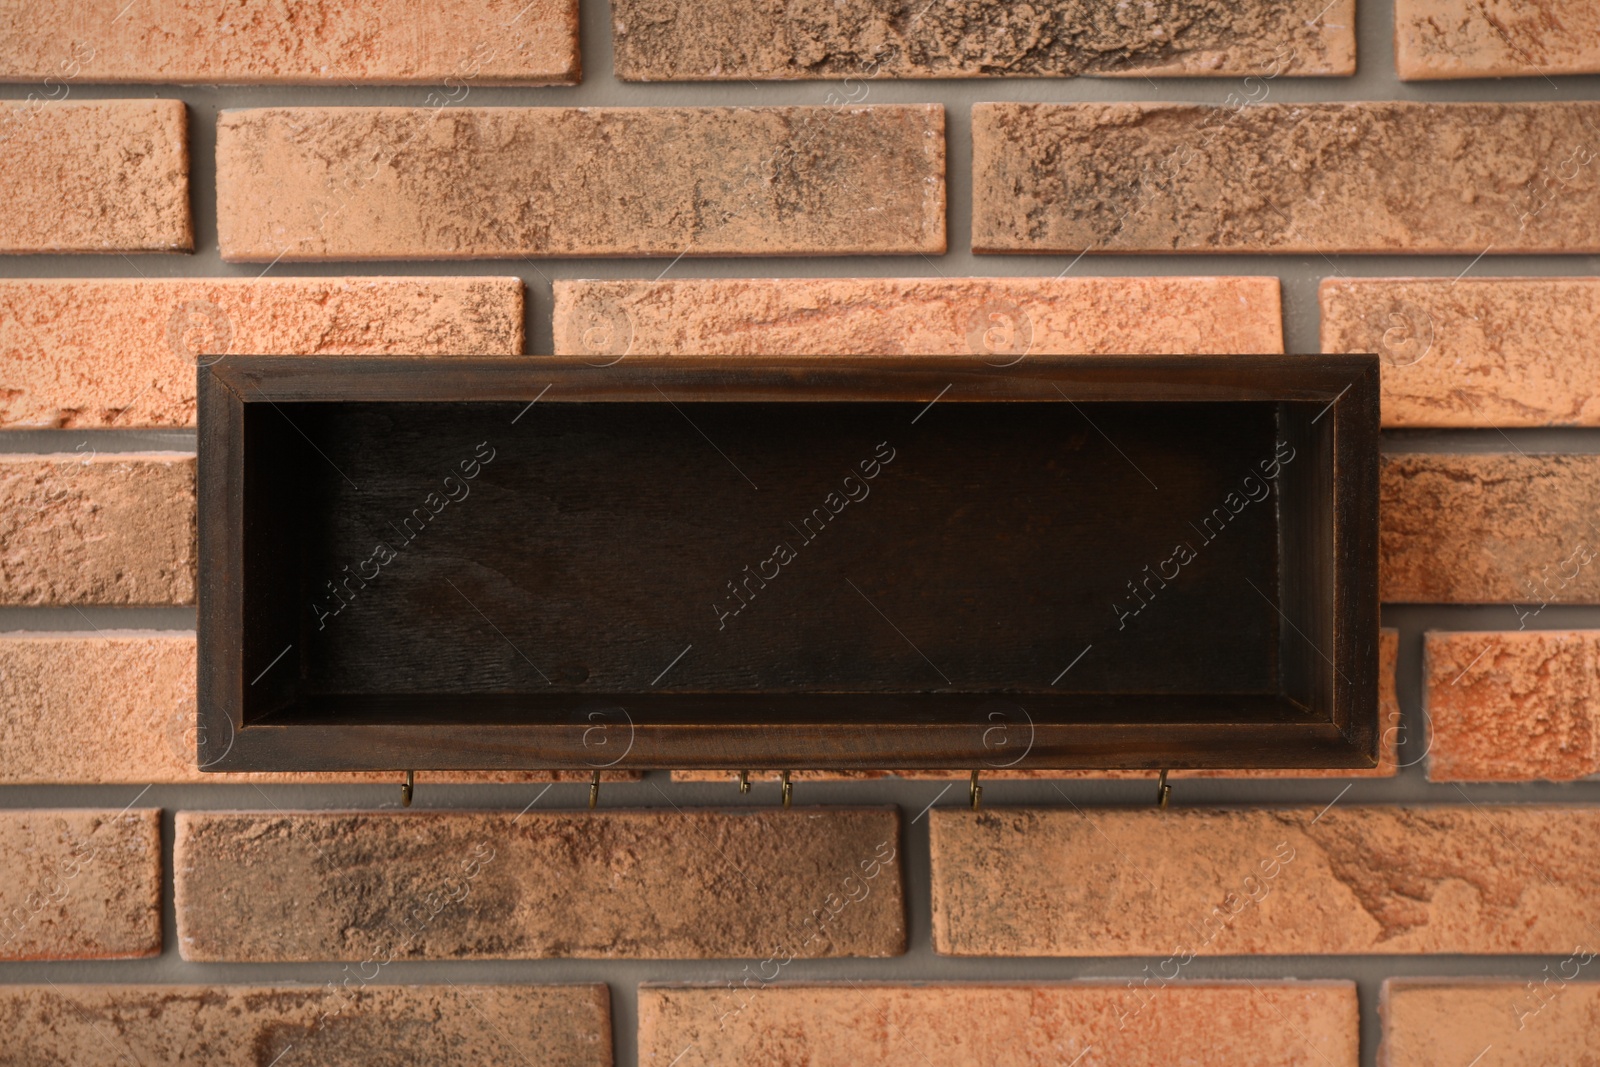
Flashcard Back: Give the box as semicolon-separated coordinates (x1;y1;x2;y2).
969;770;983;811
401;770;415;808
589;769;601;809
780;770;792;809
1156;768;1171;809
738;770;751;795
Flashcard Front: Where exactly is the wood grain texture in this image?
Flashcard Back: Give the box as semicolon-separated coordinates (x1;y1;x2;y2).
674;627;1402;781
288;401;1280;696
196;355;1379;773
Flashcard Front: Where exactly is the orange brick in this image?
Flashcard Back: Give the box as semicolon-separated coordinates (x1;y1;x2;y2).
640;982;1358;1067
0;100;189;253
613;0;1353;79
0;631;635;785
973;103;1600;254
1425;630;1600;781
1397;0;1600;79
1382;979;1600;1066
1321;277;1600;427
217;106;945;260
0;0;579;84
0;277;525;429
676;629;1400;783
175;809;904;960
0;984;610;1065
931;806;1600;955
553;277;1282;358
1381;454;1600;603
0;453;194;606
0;809;161;960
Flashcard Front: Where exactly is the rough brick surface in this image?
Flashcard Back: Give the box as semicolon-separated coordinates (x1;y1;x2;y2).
612;0;1353;79
176;808;904;960
1323;277;1600;427
0;277;525;429
972;102;1600;254
1397;0;1600;79
553;277;1282;358
0;984;611;1065
217;106;945;260
1381;979;1600;1066
677;629;1401;783
1425;630;1600;782
0;809;161;960
930;806;1600;955
0;632;635;785
0;453;194;606
0;100;190;253
1381;454;1600;604
640;982;1359;1067
0;0;579;84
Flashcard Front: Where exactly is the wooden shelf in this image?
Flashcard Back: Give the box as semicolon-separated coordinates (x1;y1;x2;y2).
197;354;1379;772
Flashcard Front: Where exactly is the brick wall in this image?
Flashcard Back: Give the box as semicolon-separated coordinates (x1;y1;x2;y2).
2;2;1598;1064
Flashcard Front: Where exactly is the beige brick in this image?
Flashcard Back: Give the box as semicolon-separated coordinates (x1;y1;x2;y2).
931;806;1600;955
0;984;610;1066
176;808;903;960
1381;454;1600;604
613;0;1353;79
1425;630;1600;782
0;0;579;84
1321;277;1600;428
553;276;1282;358
1381;979;1600;1066
640;982;1358;1067
973;103;1600;254
0;453;194;605
217;106;945;260
1397;0;1600;79
0;809;160;960
0;277;525;429
678;629;1400;783
0;100;189;253
0;631;636;785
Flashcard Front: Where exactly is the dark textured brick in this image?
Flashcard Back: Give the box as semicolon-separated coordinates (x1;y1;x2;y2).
177;808;904;960
613;0;1353;79
1381;453;1600;604
973;103;1600;254
0;984;610;1065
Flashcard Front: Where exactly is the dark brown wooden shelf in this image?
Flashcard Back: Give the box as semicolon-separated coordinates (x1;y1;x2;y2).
197;354;1378;772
